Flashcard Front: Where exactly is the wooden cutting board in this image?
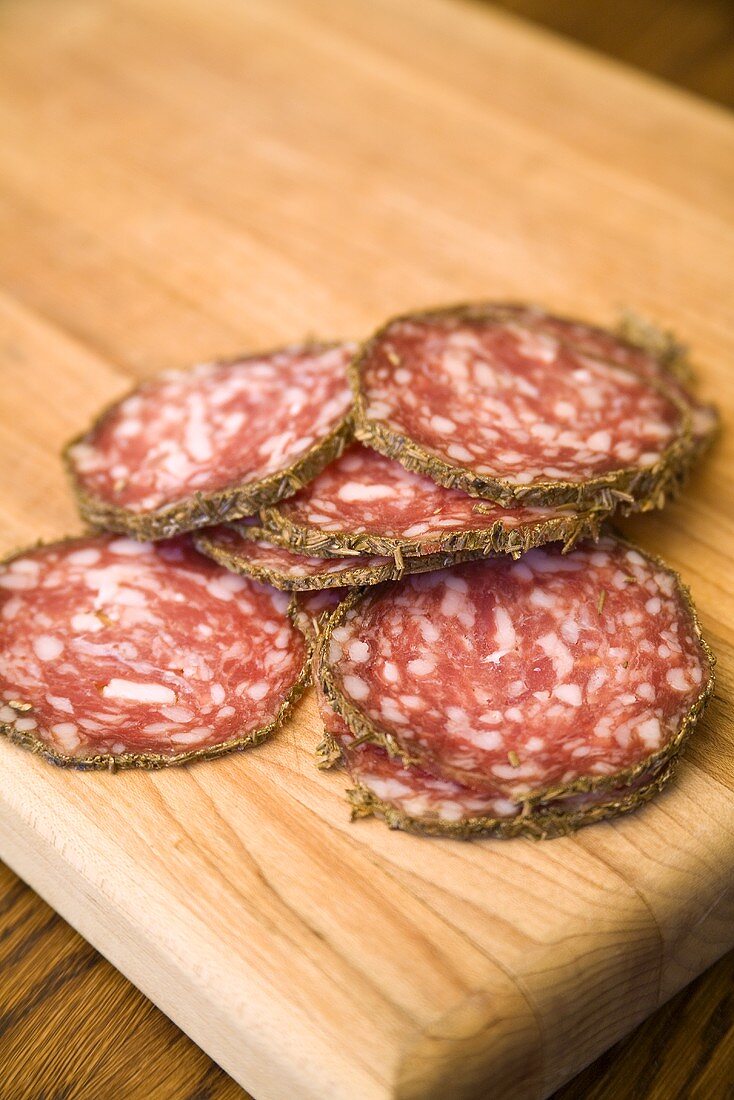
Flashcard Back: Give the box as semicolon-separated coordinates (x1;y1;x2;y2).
0;1;732;1097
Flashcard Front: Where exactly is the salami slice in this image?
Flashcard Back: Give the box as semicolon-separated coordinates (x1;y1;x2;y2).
195;521;494;590
317;536;714;800
0;535;309;768
260;444;607;559
352;305;692;510
65;342;355;540
338;742;673;839
493;303;719;451
313;664;674;838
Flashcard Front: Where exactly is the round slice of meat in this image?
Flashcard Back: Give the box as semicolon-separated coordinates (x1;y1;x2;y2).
195;521;496;591
351;305;693;510
260;444;608;559
492;302;719;452
0;535;309;768
339;742;674;839
316;536;714;800
313;663;674;838
65;341;356;540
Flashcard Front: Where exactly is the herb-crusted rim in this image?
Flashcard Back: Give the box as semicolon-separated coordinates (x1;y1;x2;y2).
343;755;678;840
350;303;696;512
0;535;312;770
259;498;610;560
194;522;573;591
63;341;355;541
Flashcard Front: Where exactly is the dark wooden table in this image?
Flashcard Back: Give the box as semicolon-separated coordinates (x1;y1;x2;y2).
1;1;733;1097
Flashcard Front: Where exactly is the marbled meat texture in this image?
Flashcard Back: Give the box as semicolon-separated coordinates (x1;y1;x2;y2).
322;537;710;796
264;444;593;555
0;535;306;762
494;303;717;446
68;342;355;516
356;312;685;489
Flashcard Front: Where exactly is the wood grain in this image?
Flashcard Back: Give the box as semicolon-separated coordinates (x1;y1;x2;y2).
493;0;734;110
0;1;733;1097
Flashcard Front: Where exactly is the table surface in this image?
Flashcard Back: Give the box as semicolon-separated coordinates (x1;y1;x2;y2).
1;0;733;1096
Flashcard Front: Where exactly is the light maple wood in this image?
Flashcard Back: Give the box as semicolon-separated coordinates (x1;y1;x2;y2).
0;0;733;1097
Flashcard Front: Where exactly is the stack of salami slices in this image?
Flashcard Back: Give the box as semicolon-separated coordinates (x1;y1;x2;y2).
1;304;716;840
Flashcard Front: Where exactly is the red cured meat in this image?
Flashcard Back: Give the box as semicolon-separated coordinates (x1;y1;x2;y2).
493;303;718;448
319;537;712;797
66;342;355;535
262;444;601;556
0;535;307;766
353;308;688;505
314;668;670;836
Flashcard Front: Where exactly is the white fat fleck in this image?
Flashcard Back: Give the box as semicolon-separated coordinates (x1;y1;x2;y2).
383;661;399;684
171;728;209;745
553;683;582;706
67;548;102;566
207;577;236;600
71;613;104;633
0;706;16;722
407;658;435;676
444;574;468;592
529;588;555;609
33;635;64;661
666;668;689;691
511;561;534;582
429;415;456;434
343;674;370;701
645;597;662;614
637;717;662;748
217;706;236;718
473;728;503;750
210;683;226;705
587;667;608;693
102;679;177;705
246;681;270;701
538;633;574;678
493;606;516;651
483;649;509;665
51;722;78;736
338;482;397;503
419;619;440;644
1;596;23;620
47;694;74;714
348;640;370;663
161;706;194;723
14;717;37;731
110;538;151;556
218;572;248;592
446;443;474;462
586;430;612;453
440;587;468;617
